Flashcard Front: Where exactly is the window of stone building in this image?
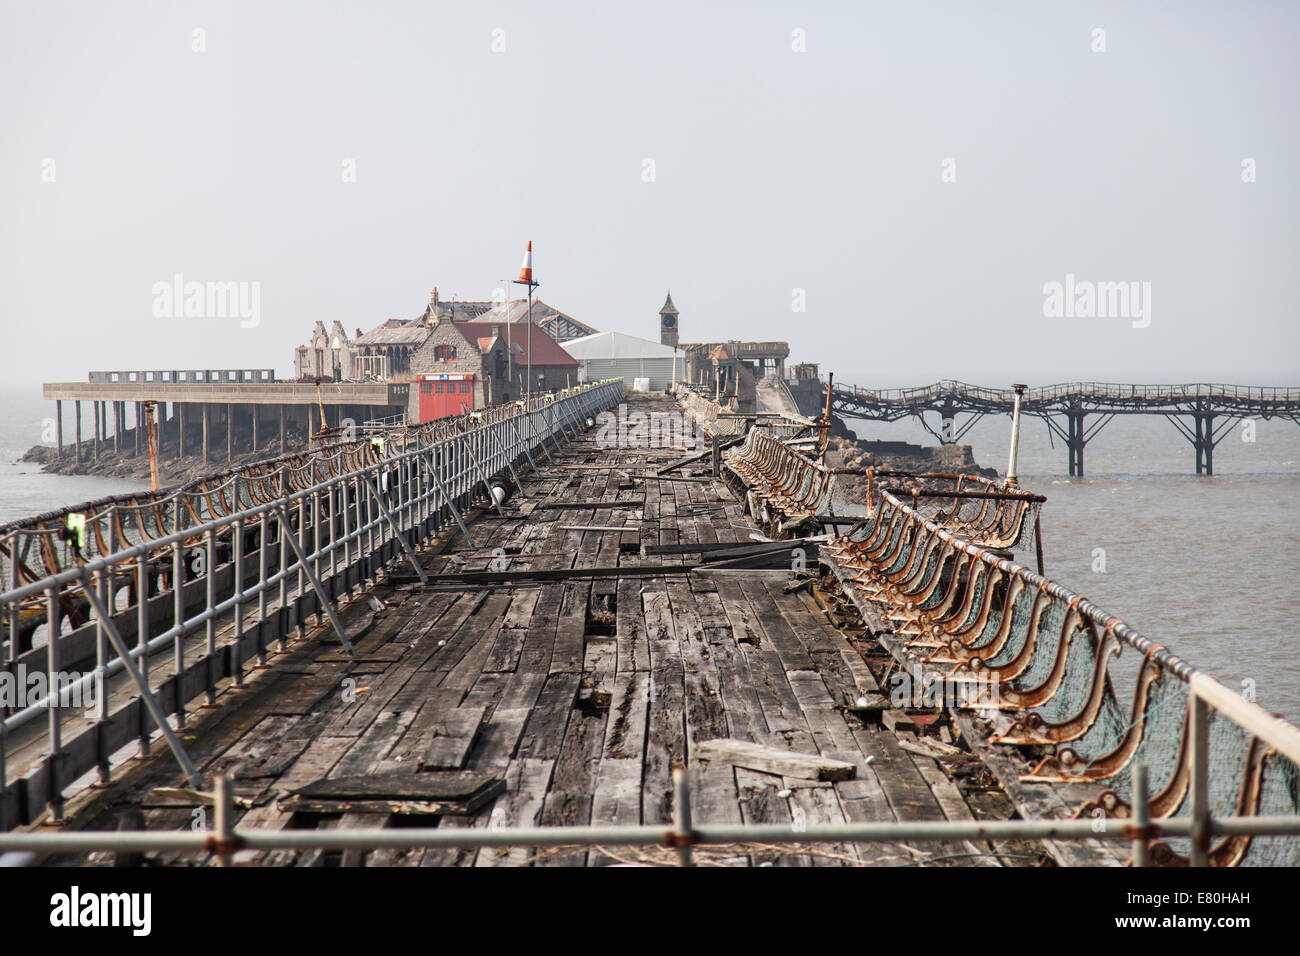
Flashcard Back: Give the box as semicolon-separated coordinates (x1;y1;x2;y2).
434;345;457;362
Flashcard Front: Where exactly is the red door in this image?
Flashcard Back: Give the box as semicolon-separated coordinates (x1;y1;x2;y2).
417;376;475;422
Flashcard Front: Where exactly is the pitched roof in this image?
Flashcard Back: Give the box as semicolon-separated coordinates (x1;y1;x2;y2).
438;299;598;340
354;325;430;346
455;320;578;367
563;330;686;361
659;292;679;316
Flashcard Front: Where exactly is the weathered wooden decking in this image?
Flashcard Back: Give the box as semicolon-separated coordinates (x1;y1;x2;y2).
38;394;1043;867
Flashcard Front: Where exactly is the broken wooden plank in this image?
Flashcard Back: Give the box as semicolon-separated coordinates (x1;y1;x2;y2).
882;710;918;733
282;771;503;816
696;739;855;782
418;706;488;770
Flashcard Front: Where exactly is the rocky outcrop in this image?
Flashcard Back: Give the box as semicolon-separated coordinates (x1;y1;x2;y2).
825;435;999;507
20;428;313;487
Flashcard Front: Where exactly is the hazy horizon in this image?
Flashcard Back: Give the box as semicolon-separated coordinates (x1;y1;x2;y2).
4;1;1298;388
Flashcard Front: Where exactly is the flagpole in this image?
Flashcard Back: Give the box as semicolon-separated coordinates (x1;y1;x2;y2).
499;278;512;400
513;240;538;452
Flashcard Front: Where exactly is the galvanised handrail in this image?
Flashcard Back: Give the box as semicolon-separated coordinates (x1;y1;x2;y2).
0;381;625;830
2;765;1298;868
823;487;1300;866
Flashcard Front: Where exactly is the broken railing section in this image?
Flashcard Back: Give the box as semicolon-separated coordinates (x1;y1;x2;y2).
722;425;1043;556
724;427;837;537
0;381;625;831
821;486;1300;867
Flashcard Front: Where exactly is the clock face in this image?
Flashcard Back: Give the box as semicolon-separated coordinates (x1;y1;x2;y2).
662;315;676;329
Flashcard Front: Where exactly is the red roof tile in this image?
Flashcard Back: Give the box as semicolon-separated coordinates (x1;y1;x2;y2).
455;321;578;367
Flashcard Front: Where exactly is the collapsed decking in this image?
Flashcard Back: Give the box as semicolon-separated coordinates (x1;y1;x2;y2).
13;393;1044;867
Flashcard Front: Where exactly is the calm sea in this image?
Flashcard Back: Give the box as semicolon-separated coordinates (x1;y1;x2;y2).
0;388;147;525
1;385;1297;719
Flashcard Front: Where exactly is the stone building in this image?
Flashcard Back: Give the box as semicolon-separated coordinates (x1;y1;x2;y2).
293;321;358;381
350;319;429;381
290;287;586;421
653;292;790;387
404;306;579;423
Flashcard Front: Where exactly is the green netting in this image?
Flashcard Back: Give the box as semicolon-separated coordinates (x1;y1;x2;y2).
1099;674;1189;798
1030;623;1099;724
969;581;1032;653
880;522;917;575
1011;599;1070;693
949;565;990;637
876;514;905;564
906;548;942;603
918;554;955;611
1067;685;1129;767
1245;754;1300;866
1161;713;1254;859
987;591;1058;668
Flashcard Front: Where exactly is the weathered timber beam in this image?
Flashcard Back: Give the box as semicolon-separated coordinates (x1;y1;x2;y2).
656;435;745;475
395;563;703;585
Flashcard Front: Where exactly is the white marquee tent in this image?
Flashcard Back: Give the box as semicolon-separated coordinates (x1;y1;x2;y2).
563;330;687;391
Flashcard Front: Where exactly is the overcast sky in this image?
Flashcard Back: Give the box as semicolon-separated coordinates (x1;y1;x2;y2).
3;1;1297;388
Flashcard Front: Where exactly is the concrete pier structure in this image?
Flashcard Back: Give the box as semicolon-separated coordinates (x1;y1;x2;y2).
43;380;410;466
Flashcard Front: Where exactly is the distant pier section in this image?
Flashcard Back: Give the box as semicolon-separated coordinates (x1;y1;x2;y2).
828;380;1300;475
42;368;408;465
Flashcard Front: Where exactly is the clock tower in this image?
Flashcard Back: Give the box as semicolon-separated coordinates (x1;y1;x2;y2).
659;292;679;347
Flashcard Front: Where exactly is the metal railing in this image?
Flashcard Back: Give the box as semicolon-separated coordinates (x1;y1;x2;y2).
87;369;277;385
725;428;837;533
0;381;625;830
821;484;1300;866
3;762;1297;867
832;379;1300;411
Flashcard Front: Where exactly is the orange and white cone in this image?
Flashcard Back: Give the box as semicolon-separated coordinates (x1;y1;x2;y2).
517;240;534;284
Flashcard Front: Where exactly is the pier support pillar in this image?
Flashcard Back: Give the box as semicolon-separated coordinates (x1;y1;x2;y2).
56;400;63;458
227;403;234;462
202;403;210;465
93;400;100;461
252;405;259;453
178;403;186;459
1194;413;1215;476
1066;411;1086;477
279;404;286;455
75;401;82;464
